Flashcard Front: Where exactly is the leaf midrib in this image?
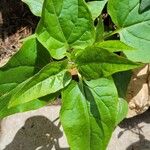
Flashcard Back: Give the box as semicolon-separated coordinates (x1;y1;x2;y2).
11;70;67;101
50;0;68;44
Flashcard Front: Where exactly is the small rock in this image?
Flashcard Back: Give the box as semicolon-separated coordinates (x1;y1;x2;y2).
126;65;150;118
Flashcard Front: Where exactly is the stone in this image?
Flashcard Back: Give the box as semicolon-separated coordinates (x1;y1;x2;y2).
0;106;69;150
0;106;150;150
126;65;150;118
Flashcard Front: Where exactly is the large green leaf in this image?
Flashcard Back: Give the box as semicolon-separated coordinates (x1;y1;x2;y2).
87;0;107;19
75;46;140;79
0;37;51;96
36;0;95;59
108;0;150;63
8;61;71;108
0;60;71;118
60;78;118;150
22;0;44;16
22;0;108;19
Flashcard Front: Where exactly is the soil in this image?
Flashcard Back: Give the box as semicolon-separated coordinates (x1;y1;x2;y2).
0;0;39;66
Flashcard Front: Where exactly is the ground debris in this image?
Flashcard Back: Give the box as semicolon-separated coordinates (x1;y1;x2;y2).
0;0;39;66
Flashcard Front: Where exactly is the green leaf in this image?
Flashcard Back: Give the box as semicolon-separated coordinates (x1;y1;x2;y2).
8;61;71;108
108;0;150;63
0;81;58;118
87;0;107;20
0;92;57;118
75;46;140;79
60;78;119;150
0;37;51;96
116;98;128;125
96;40;135;52
95;16;104;42
36;0;95;59
22;0;44;16
22;0;108;18
139;0;150;13
113;70;132;98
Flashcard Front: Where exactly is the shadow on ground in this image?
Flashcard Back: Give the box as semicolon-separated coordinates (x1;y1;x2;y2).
126;136;150;150
3;116;69;150
119;109;150;133
118;109;150;150
1;110;150;150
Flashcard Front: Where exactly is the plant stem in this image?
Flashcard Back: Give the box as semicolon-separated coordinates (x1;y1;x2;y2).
104;29;120;39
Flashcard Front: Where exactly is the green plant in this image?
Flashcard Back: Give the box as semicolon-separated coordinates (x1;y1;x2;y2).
1;0;150;149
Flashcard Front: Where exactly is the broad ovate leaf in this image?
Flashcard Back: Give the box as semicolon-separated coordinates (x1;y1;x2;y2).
8;61;71;108
75;46;140;79
36;0;95;59
22;0;44;16
0;37;51;96
87;0;108;19
60;78;119;150
108;0;150;62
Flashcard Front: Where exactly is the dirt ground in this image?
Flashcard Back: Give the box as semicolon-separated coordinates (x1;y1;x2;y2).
1;1;150;150
0;0;39;66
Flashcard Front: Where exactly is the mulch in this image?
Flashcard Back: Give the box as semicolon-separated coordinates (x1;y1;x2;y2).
0;0;39;66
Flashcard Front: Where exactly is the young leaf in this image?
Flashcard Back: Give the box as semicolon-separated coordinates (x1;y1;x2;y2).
75;47;140;79
95;16;104;42
87;0;108;20
8;61;71;108
22;0;44;16
60;78;119;150
108;0;150;63
36;0;95;59
96;40;135;52
0;37;51;96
